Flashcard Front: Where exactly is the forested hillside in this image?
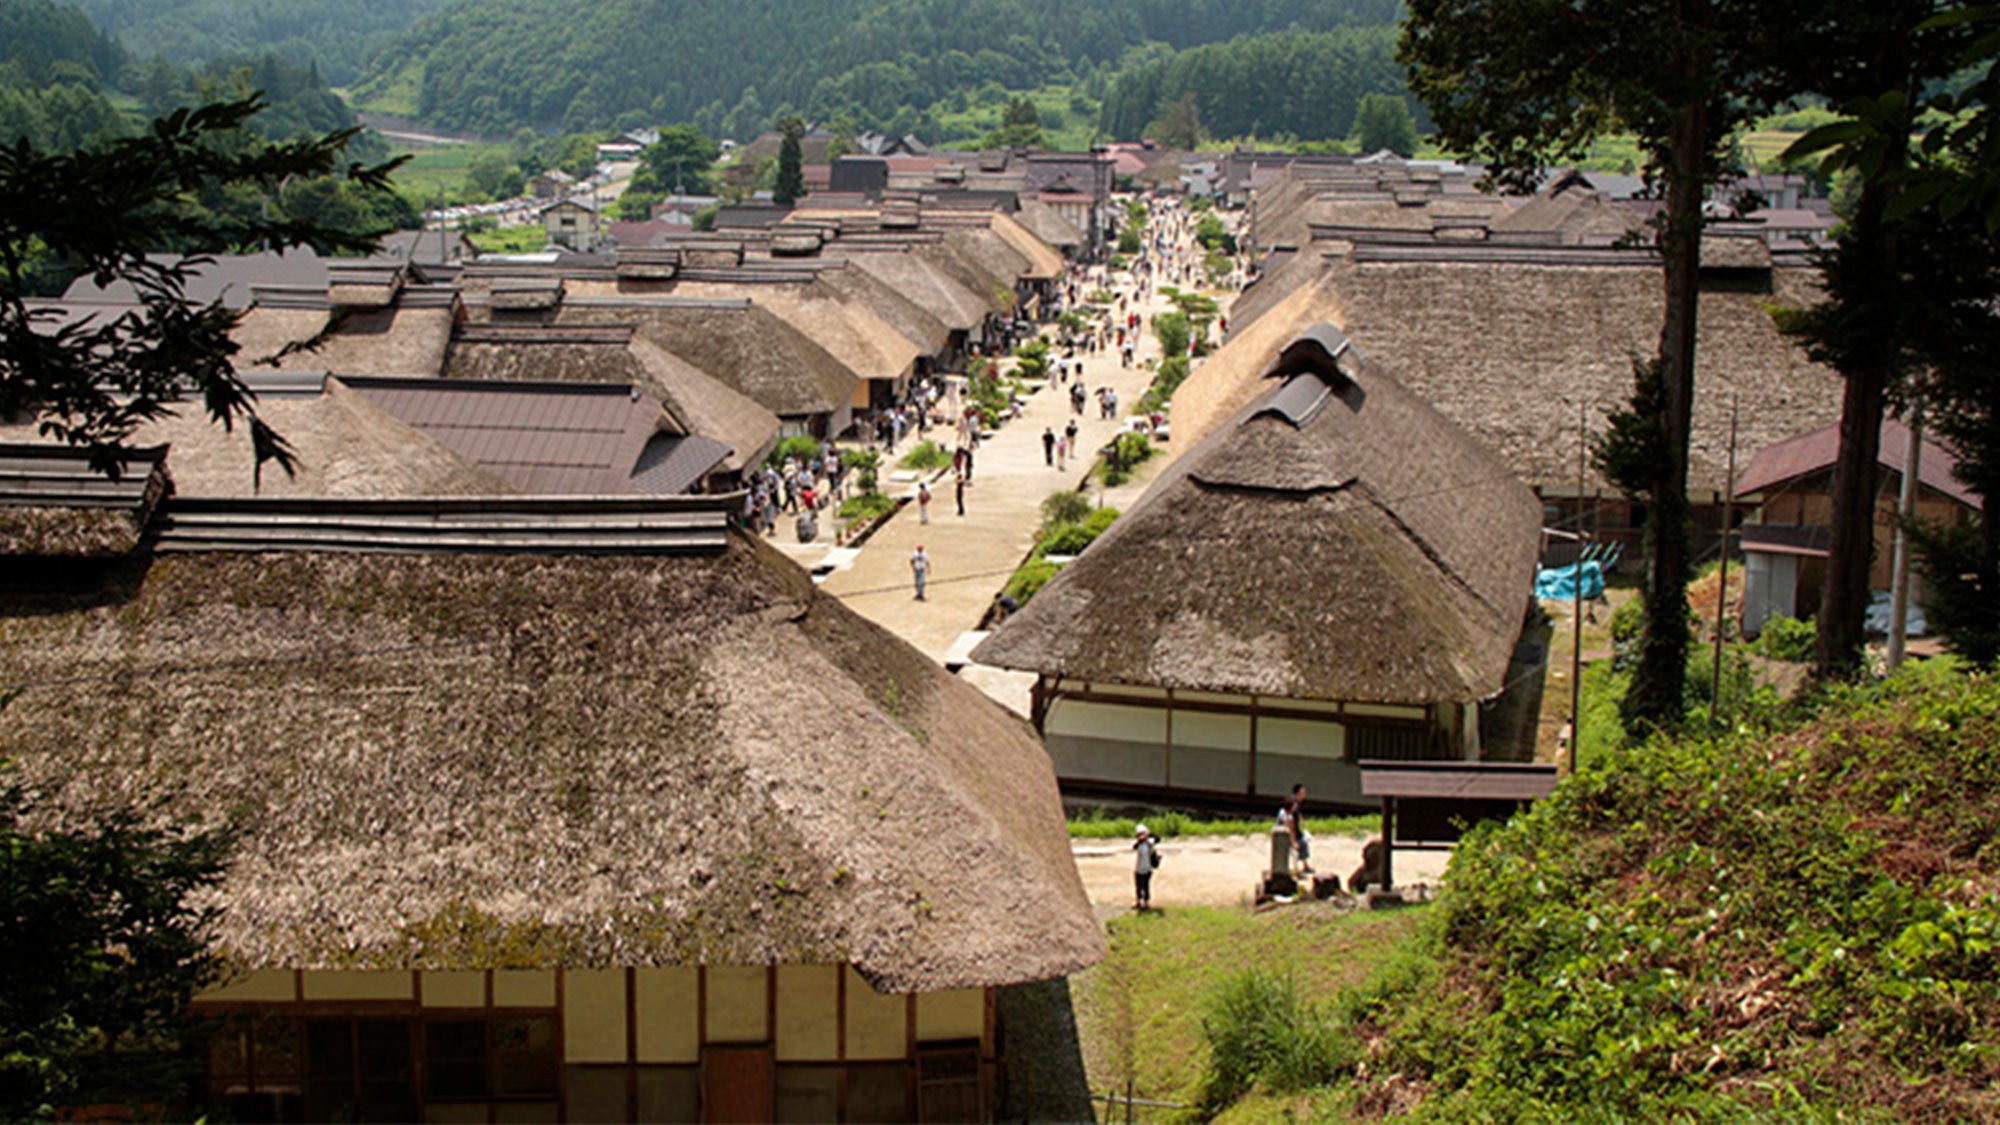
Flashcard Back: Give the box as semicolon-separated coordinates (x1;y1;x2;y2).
70;0;454;86
1096;28;1407;143
353;0;1407;140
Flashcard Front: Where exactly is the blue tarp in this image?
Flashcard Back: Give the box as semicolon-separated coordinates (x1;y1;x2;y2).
1536;559;1604;602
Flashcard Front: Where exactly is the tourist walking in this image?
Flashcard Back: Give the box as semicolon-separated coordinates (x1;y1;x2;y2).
1133;824;1160;910
1042;426;1056;466
917;481;931;524
910;545;931;601
1055;433;1067;471
954;473;966;517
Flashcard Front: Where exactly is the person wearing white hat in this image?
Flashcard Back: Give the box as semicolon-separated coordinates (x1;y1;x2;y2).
1132;823;1160;910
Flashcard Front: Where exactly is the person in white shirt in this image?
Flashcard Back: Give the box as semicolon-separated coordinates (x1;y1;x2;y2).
1133;824;1160;910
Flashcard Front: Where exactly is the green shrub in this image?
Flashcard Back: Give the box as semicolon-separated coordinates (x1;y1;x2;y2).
1117;227;1141;254
1106;432;1153;474
1200;969;1357;1109
1012;337;1051;381
767;434;820;466
1039;490;1093;531
1039;523;1097;556
1756;614;1817;662
1083;507;1119;536
898;440;948;471
841;448;881;495
1003;560;1062;605
836;493;896;522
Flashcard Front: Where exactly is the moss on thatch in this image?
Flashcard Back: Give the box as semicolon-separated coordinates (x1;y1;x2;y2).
0;506;143;556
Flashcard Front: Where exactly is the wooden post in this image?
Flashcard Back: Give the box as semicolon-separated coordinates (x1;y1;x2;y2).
1888;405;1924;669
1712;399;1738;723
1570;405;1586;774
1379;797;1396;891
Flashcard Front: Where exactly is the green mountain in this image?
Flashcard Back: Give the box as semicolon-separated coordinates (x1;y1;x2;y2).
352;0;1406;139
71;0;455;86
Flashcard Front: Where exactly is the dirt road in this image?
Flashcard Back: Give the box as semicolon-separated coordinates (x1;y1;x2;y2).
1071;832;1452;918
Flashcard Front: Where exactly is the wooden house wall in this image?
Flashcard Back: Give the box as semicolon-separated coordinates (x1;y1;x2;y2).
1037;680;1476;809
193;966;991;1123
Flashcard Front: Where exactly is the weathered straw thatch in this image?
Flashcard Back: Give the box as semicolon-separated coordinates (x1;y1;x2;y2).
843;250;990;333
555;301;858;419
1181;252;1840;492
1170;272;1339;460
1489;189;1641;244
816;259;952;355
974;324;1539;704
1014;199;1085;251
446;327;780;474
927;227;1032;308
0;506;145;556
986;212;1066;279
626;337;781;472
232;306;456;377
0;531;1102;991
672;279;920;386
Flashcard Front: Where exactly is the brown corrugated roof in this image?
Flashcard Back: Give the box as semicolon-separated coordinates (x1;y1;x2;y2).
1735;418;1977;509
1358;761;1559;801
340;376;666;495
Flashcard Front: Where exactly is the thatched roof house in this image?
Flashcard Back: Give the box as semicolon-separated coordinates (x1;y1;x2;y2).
458;292;857;437
0;378;514;499
0;490;1101;1121
446;324;780;477
973;325;1540;807
1190;245;1839;495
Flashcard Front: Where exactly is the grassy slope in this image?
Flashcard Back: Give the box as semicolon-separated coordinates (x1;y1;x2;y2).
1336;663;2000;1120
384;140;512;205
1075;904;1426;1121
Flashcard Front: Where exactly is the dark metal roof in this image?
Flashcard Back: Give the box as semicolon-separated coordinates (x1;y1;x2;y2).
339;376;664;495
151;495;736;555
628;433;734;494
1358;761;1560;801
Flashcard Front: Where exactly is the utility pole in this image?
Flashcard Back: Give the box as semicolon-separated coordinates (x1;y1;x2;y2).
1569;402;1585;775
1712;398;1738;723
1887;404;1924;669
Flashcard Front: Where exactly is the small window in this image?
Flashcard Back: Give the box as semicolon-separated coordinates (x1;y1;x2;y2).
424;1017;558;1102
916;1042;981;1123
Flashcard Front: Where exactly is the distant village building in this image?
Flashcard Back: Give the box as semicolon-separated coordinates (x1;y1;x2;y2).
538;197;605;252
530;167;577;199
0;465;1103;1123
1734;418;1978;637
596;128;660;163
973;325;1542;808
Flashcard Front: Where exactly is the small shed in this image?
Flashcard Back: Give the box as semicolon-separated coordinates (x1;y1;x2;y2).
1357;761;1558;889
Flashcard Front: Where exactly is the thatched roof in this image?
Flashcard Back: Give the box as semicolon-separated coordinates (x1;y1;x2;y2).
108;382;508;498
0;530;1102;990
843;250;990;333
552;299;858;419
1179;252;1841;492
973;325;1540;705
671;279;919;386
985;212;1066;279
232;306;456;378
0;444;169;557
446;326;780;474
1014;199;1085;250
816;258;952;354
